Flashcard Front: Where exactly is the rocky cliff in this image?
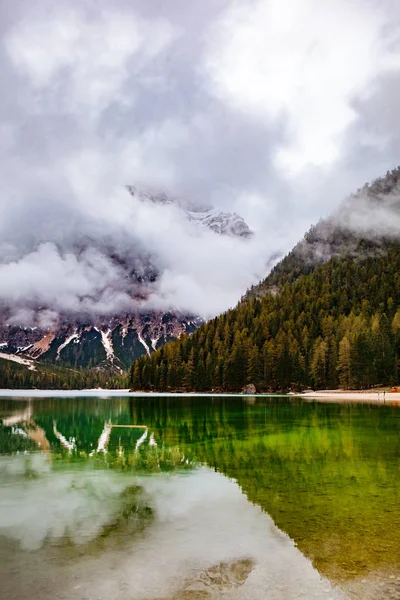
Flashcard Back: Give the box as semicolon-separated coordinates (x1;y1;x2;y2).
0;186;251;372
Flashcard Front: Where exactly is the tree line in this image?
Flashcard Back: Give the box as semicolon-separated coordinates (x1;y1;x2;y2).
0;358;128;389
130;241;400;392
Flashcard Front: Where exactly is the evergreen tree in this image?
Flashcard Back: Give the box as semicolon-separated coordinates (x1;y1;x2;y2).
337;336;352;389
130;237;400;392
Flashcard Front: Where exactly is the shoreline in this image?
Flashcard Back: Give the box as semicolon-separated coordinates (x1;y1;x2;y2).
0;388;399;404
0;389;290;398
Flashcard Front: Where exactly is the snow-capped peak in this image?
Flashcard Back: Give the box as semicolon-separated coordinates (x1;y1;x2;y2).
126;185;252;238
186;208;252;238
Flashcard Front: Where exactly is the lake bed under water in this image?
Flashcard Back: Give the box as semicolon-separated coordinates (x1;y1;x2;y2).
1;393;400;599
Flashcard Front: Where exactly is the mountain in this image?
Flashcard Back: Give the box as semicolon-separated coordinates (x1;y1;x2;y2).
0;187;251;376
131;167;400;392
0;354;126;390
0;311;202;372
186;208;252;237
245;166;400;299
126;185;252;237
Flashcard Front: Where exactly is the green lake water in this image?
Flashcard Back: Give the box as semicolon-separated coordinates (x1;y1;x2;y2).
1;393;400;599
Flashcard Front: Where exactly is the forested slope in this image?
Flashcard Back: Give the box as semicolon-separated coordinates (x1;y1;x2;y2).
0;358;128;389
130;240;400;392
130;168;400;392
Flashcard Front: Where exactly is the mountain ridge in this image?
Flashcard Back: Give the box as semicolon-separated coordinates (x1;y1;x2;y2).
126;185;253;238
245;166;400;301
130;167;400;392
0;186;251;373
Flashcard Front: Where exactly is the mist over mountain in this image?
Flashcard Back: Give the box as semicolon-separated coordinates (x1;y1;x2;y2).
132;167;400;392
2;1;400;323
0;183;266;324
3;1;400;379
0;186;255;371
246;167;400;300
3;166;400;375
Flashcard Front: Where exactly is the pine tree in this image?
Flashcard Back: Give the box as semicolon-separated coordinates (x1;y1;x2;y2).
131;362;141;390
337;336;352;389
131;238;400;392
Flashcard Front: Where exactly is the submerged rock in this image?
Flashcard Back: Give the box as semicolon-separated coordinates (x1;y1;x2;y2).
159;558;255;600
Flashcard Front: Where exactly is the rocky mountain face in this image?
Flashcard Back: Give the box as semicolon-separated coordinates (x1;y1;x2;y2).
186;208;252;237
0;312;201;371
0;187;251;372
132;166;400;393
245;166;400;300
126;185;252;238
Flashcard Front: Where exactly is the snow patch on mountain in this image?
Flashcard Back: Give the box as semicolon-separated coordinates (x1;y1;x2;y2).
56;332;80;360
186;208;252;238
96;328;114;361
17;344;33;353
127;185;252;238
0;352;36;371
138;331;151;357
0;308;201;371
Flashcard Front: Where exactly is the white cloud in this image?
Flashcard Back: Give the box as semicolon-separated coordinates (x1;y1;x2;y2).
5;6;176;118
1;0;400;323
205;0;400;173
0;242;133;314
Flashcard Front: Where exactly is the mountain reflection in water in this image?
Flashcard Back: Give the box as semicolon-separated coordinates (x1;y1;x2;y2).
1;394;400;599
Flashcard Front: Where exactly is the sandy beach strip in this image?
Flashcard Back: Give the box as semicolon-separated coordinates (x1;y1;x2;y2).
300;390;400;404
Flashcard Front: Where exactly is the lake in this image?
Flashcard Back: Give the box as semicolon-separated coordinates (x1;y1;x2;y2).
1;393;400;599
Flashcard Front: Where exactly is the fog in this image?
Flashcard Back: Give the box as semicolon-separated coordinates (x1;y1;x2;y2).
1;0;400;320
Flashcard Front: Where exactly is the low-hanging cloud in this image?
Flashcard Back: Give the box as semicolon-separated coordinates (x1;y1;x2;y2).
334;173;400;240
0;188;272;319
1;0;400;324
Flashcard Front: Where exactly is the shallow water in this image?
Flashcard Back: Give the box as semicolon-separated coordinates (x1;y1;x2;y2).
1;394;400;599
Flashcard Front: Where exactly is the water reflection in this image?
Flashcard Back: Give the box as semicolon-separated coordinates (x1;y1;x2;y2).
0;455;345;600
1;395;400;598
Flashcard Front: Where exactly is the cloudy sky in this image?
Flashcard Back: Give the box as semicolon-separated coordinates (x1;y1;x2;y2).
1;0;400;321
